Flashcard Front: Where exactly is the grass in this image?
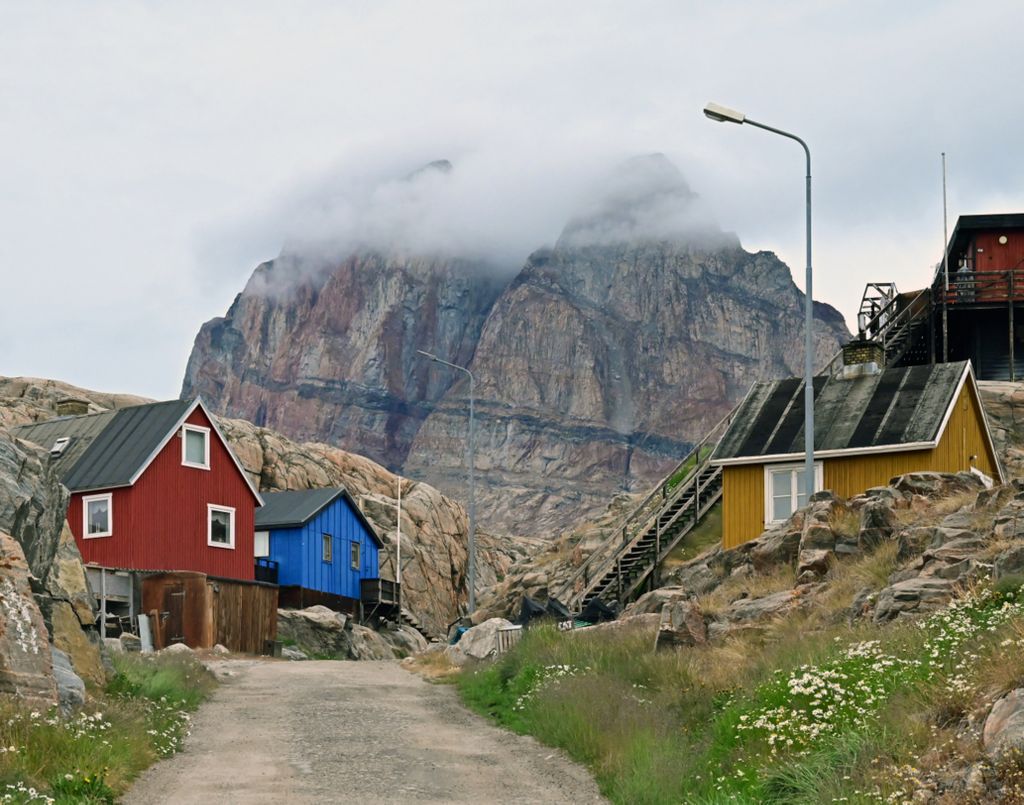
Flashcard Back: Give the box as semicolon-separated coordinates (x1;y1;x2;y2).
665;446;715;492
0;652;215;803
457;566;1024;804
664;502;722;567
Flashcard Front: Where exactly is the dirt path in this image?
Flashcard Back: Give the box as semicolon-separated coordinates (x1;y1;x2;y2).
124;659;606;805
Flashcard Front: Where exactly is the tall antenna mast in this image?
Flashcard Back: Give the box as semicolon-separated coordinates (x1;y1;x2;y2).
942;152;950;363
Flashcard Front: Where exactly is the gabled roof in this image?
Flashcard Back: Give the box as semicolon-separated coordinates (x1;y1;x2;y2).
712;361;998;472
11;398;263;504
948;213;1024;259
255;487;383;547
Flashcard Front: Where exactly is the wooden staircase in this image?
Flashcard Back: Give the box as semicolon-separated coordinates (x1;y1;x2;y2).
399;607;435;642
553;410;736;612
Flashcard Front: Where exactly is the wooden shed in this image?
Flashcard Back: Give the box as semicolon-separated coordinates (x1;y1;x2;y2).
712;360;1002;549
141;571;278;654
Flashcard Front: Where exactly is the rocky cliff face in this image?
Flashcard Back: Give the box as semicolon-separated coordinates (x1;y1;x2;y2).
182;156;851;539
182;253;507;470
1;376;536;638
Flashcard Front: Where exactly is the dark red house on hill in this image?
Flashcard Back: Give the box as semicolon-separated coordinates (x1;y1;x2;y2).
13;398;263;579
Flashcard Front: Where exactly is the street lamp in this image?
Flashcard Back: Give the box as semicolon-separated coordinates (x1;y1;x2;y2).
416;349;477;613
703;101;816;503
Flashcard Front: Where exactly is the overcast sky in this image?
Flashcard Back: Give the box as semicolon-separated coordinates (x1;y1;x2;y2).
3;1;1023;400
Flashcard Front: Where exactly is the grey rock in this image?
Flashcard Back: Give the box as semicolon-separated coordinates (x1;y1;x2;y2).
859;500;897;548
984;688;1024;758
663;562;721;596
103;637;124;654
118;633;141;653
873;578;956;622
724;590;799;623
890;471;984;499
623;586;697;617
656;600;707;649
994;545;1024;581
161;642;194;655
282;646;309;661
50;647;85;713
445;618;515;666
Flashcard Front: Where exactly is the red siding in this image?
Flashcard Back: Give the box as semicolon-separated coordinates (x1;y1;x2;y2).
67;407;258;580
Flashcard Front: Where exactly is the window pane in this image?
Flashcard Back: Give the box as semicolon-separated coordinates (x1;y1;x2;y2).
350;541;360;570
771;470;790;497
210;510;231;544
773;494;793;521
795;468;809;507
322;533;332;563
87;499;109;534
185;430;207;465
254;531;269;558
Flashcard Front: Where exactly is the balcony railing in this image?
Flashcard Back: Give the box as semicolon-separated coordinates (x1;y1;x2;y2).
255;557;279;585
934;268;1024;305
360;578;399;605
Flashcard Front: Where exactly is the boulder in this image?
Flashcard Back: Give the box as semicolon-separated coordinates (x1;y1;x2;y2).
994;545;1024;582
444;617;514;666
49;601;105;686
984;688;1024;758
656;600;707;649
623;586;697;617
119;633;141;653
50;647;85;714
282;646;309;661
346;624;396;661
873;578;956;622
277;606;400;660
749;526;801;572
0;531;58;709
663;561;720;596
889;471;984;499
859;500;897;548
724;590;799;623
382;624;429;656
994;500;1024;541
161;642;194;655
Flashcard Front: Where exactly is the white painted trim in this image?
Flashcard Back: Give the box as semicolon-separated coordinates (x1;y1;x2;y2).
714;441;937;467
254;530;270;558
207;504;236;550
181;424;211;470
322;532;333;564
126;398;264;506
350;540;360;571
82;493;113;538
763;462;823;525
967;366;1007;484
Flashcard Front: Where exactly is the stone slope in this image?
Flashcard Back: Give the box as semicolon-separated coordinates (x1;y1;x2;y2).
0;376;535;638
182;155;851;540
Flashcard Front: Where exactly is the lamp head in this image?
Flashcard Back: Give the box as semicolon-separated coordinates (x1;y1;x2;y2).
703;102;745;124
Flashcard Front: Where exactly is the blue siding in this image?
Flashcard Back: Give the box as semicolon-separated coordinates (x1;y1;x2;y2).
266;496;380;598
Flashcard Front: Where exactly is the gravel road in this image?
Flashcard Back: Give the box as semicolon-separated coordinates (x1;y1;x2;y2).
124;659;606;804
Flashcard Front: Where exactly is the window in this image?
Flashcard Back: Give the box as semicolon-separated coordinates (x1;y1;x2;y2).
182;425;210;469
322;533;333;563
254;530;269;558
207;505;235;549
350;541;360;571
764;462;823;525
82;494;112;538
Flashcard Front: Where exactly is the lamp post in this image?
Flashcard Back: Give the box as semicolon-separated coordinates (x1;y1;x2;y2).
704;102;815;503
416;349;477;613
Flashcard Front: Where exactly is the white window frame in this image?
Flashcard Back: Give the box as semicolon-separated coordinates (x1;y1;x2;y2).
182;424;211;470
254;530;270;558
764;461;824;525
322;533;333;564
350;540;360;571
207;504;236;549
82;493;113;539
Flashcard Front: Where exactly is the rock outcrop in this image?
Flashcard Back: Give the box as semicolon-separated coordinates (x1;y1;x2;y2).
276;605;421;661
0;376;534;639
182;156;851;540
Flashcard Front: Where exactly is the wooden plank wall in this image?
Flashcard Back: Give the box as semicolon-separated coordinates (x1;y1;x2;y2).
211;580;278;654
722;465;764;549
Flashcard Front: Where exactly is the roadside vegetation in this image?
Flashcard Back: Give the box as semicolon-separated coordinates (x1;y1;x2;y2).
458;573;1024;804
0;652;215;804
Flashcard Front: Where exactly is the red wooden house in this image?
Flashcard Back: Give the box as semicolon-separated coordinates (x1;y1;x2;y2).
13;398;276;652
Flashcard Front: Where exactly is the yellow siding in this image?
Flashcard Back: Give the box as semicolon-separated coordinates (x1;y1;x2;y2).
722;465;764;549
720;380;999;548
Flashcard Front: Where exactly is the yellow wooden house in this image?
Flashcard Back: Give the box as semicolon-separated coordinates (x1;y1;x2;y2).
712;357;1002;549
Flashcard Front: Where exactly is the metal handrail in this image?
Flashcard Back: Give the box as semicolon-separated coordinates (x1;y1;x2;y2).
933;267;1024;304
553;406;737;608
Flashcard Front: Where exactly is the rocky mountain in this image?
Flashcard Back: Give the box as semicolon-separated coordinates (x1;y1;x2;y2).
0;376;535;637
183;155;852;539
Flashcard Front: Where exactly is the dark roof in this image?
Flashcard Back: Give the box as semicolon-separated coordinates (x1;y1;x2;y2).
947;213;1024;260
9;410;118;478
713;361;971;463
255;487;382;546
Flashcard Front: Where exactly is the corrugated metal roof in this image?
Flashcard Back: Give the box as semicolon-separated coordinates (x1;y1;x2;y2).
713;361;969;462
10;411;118;478
12;399;192;490
255;487;383;546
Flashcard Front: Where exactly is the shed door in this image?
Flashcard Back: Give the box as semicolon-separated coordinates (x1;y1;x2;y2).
163;583;186;645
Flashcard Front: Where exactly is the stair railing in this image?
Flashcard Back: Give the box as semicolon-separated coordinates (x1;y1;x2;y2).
554;407;738;611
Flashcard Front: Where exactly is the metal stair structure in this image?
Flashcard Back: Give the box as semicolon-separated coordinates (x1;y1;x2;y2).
553;410;737;612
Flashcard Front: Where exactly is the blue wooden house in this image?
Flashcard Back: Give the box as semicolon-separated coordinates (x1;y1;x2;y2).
255;487;385;614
